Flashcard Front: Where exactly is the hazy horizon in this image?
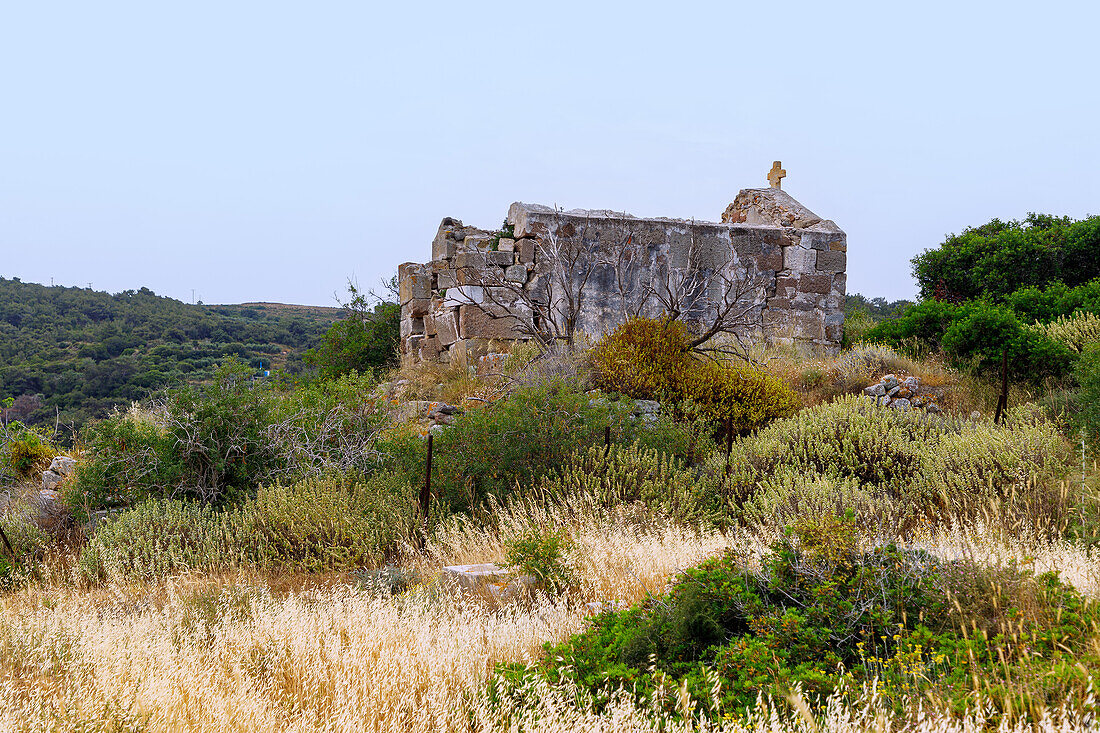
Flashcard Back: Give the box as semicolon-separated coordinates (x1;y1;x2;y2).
3;2;1097;307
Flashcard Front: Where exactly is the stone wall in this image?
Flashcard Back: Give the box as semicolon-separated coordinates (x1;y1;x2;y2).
399;187;846;365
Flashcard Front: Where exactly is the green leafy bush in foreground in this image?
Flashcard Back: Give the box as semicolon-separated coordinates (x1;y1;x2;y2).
79;472;418;580
508;513;1100;721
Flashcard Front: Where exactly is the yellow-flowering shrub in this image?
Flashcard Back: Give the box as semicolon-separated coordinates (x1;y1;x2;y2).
591;317;799;431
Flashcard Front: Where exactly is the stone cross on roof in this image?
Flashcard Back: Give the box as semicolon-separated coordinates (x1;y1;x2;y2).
767;160;786;189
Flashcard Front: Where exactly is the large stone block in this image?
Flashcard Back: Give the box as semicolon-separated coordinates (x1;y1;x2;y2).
498;238;515;252
517;238;537;264
816;249;846;273
487;250;514;266
400;315;425;339
831;273;847;296
792;312;824;340
443;285;484;308
406;297;430;318
432;217;461;261
419;336;441;361
505;264;527;283
507;202;557;238
433;309;459;346
798;274;832;294
459;305;525;340
758;248;784;271
436;269;458;289
398;263;430;304
454;250;487;271
783;246;817;273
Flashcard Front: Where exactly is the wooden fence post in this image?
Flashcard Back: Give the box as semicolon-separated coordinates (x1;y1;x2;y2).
0;522;14;560
994;347;1009;425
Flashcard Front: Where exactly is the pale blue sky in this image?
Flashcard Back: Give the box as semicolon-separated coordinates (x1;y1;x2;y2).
2;1;1097;306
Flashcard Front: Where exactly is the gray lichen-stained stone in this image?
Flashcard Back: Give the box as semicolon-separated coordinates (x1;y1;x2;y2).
436;269;458;289
405;297;430;318
398;263;430;304
487;250;514;266
783;245;818;273
432;310;459;346
816;249;846;272
442;285;484;308
497;238;515;252
517;238;537;264
459;305;525;340
798;275;832;294
504;264;527;283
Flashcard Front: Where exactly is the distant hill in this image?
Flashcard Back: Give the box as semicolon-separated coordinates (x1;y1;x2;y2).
0;277;341;433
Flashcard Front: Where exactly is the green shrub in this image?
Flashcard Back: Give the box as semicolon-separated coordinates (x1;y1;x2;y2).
377;379;700;513
69;364;386;512
542;443;721;525
722;395;940;513
67;406;181;513
840;308;875;346
0;503;51;558
0;420;58;483
940;301;1073;382
1073;343;1100;447
918;404;1072;528
592;318;799;431
79;472;418;581
867;301;1074;383
511;513;1100;721
504;526;574;594
721;396;1074;534
740;467;906;535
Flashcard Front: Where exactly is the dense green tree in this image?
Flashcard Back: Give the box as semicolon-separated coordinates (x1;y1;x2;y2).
912;214;1100;301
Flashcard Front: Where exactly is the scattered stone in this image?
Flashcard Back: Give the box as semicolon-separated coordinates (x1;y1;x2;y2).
890;398;912;411
441;563;536;602
864;384;887;397
33;489;64;531
41;471;63;491
49;456;77;476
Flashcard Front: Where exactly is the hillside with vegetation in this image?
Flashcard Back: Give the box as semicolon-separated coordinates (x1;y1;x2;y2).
0;277;343;431
2;213;1100;732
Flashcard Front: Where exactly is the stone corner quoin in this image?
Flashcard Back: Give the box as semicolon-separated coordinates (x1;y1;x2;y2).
398;185;847;366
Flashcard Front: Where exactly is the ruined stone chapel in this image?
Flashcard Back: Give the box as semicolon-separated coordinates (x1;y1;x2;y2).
398;165;846;365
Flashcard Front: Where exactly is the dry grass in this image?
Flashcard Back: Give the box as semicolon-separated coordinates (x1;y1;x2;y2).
2;499;1098;732
0;497;733;732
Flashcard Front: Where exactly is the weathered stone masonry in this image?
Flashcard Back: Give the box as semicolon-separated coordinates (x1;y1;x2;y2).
399;186;846;365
